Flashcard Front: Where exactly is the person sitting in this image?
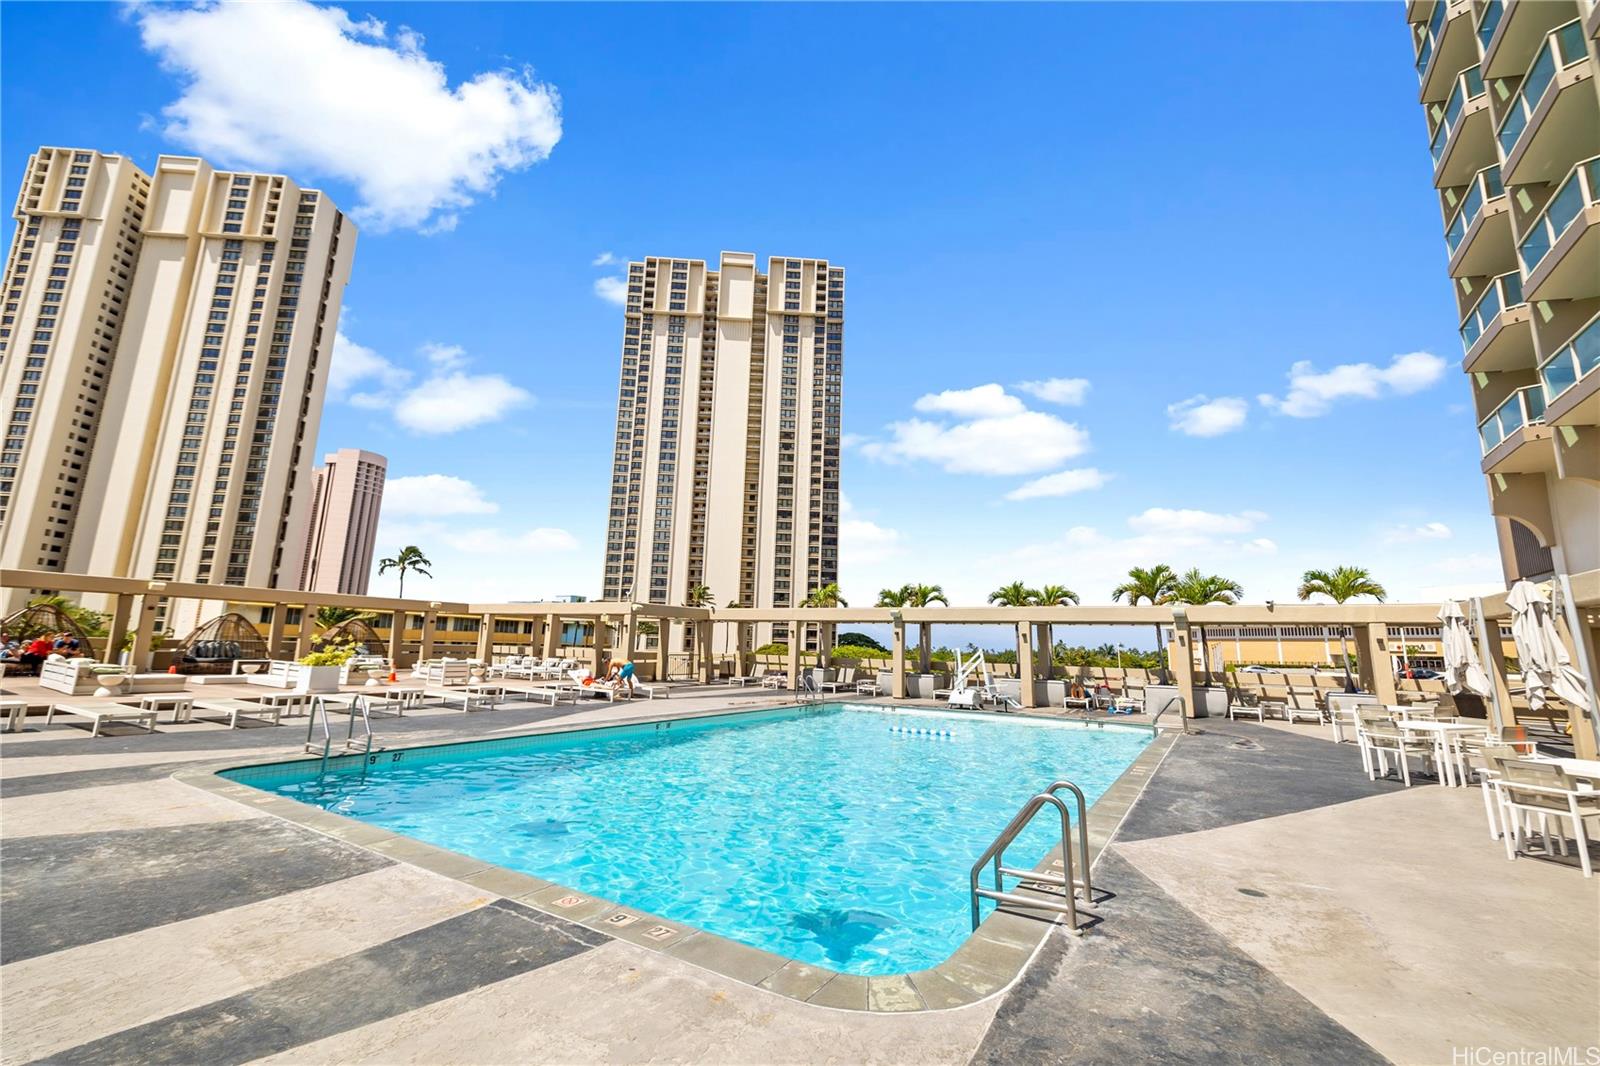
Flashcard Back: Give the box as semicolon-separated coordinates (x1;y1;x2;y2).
54;632;83;658
21;635;55;674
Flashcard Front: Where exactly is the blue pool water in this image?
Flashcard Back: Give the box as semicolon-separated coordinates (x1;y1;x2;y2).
226;703;1150;975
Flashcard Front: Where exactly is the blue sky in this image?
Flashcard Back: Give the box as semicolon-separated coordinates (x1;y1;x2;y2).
1;1;1504;620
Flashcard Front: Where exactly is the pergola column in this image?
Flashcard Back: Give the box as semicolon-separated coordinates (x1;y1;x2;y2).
475;613;494;662
1039;622;1054;680
103;594;130;664
294;604;317;659
128;593;159;672
1169;610;1200;719
655;619;669;682
419;609;437;661
819;622;833;669
542;614;559;658
786;620;801;690
268;606;287;661
385;610;403;668
1479;610;1516;735
891;617;907;699
1017;621;1037;708
1355;623;1397;705
591;614;610;677
734;621;750;679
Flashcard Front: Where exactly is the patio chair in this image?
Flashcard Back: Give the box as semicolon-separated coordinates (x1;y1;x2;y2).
1356;710;1434;786
760;672;788;690
819;668;857;694
1495;759;1600;877
728;666;766;687
1462;743;1521;840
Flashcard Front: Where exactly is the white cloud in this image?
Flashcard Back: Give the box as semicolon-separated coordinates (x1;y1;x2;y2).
393;371;531;434
912;384;1026;419
1386;521;1453;543
329;329;532;434
135;0;561;232
383;474;498;517
841;519;903;566
594;276;628;305
1258;351;1447;418
330;327;410;404
1242;537;1278;554
1004;468;1110;501
1016;377;1090;406
862;385;1090;476
1126;508;1267;537
1167;394;1248;437
861;412;1090;475
592;251;617;267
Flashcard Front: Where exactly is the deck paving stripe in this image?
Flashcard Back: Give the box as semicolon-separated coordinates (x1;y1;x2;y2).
0;864;488;1065
39;900;611;1066
0;819;392;964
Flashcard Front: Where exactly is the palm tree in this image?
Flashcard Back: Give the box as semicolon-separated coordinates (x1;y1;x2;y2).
1297;565;1387;691
315;605;365;630
1168;569;1244;686
1111;564;1179;677
988;581;1038;607
875;586;910;608
685;584;715;608
900;583;948;672
377;546;432;598
803;582;847;608
1030;584;1078;675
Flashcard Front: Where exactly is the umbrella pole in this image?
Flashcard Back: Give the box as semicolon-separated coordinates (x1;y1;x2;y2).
1472;597;1506;735
1556;573;1600;756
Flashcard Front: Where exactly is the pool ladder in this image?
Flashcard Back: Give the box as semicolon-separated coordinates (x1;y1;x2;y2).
798;674;822;706
304;694;376;771
969;780;1093;934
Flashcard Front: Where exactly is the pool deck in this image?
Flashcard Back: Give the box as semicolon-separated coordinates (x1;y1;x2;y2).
1;683;1595;1064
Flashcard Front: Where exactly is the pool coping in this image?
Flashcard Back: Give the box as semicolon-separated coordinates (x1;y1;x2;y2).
172;699;1177;1014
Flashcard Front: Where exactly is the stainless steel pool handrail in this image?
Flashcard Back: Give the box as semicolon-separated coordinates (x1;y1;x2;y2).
304;694;375;772
1151;695;1185;731
969;781;1091;934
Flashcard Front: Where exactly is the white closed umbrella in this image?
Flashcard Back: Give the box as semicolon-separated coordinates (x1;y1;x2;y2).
1505;580;1589;711
1438;601;1490;696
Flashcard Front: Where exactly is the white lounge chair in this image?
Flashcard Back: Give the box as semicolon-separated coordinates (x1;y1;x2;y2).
728;666;766;687
45;702;158;737
819;668;857;694
191;698;285;729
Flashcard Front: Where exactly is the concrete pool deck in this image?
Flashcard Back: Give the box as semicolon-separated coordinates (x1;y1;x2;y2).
1;687;1595;1064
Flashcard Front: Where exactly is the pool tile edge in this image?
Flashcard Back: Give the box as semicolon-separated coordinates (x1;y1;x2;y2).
171;710;1178;1015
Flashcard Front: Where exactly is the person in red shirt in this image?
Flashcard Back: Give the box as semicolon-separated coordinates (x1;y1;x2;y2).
21;636;54;674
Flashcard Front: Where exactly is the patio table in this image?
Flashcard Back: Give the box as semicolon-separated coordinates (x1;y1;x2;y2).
136;693;196;724
1399;720;1486;787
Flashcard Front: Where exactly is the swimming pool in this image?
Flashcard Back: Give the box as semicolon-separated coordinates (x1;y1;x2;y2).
224;703;1151;976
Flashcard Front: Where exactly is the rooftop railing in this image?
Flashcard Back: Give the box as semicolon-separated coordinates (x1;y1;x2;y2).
1445;165;1504;255
1517;155;1600;273
1496;20;1586;157
1430;65;1486;165
1460;271;1524;352
1479;385;1547;453
1538;311;1600;407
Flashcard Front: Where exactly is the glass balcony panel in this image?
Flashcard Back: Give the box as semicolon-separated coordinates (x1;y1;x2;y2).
1496;21;1585;155
1477;0;1502;50
1539;314;1600;403
1430;66;1487;163
1445;166;1500;255
1479;386;1545;453
1518;156;1600;272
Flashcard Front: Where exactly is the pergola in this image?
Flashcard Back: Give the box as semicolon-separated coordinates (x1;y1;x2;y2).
4;566;1592;756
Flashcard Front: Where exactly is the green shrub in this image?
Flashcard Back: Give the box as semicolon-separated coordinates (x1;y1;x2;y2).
299;638;360;667
834;631;888;653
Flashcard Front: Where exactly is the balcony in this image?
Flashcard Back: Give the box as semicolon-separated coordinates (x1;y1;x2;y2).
1480;385;1554;473
1539;311;1600;425
1460;272;1532;372
1483;0;1581;78
1444;165;1513;277
1416;0;1478;103
1496;20;1594;185
1519;156;1600;301
1429;65;1491;186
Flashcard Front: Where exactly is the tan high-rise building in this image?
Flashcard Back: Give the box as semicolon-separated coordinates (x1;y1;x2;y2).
1405;1;1599;589
0;149;356;630
299;448;386;596
600;252;843;649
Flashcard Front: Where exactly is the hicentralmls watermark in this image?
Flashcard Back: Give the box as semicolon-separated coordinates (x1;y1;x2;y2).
1453;1048;1600;1066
